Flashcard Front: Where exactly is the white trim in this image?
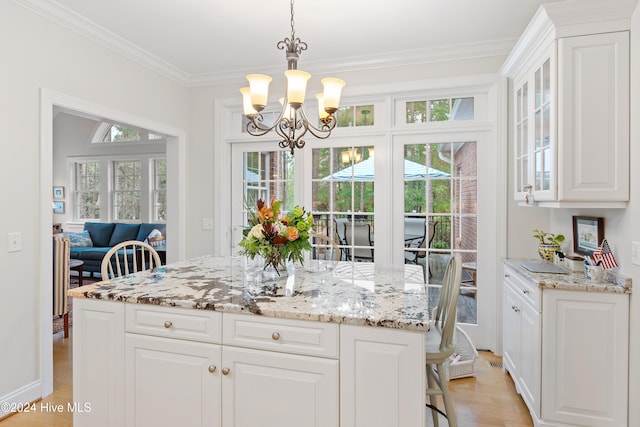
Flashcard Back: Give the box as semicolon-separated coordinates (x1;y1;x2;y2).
0;381;41;418
39;88;187;399
12;0;514;88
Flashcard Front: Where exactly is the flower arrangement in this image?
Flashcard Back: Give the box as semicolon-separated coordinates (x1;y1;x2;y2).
239;197;314;275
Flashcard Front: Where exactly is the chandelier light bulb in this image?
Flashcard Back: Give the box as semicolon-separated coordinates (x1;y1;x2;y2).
284;70;311;108
321;78;346;113
239;87;257;116
316;93;329;121
246;74;272;111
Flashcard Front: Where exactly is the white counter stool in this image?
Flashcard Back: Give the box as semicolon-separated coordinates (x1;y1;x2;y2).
425;253;462;426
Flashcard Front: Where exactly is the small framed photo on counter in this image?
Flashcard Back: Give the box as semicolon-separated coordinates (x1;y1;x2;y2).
572;216;604;255
53;186;64;199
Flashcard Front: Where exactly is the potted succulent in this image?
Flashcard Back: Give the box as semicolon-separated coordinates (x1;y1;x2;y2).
532;228;565;261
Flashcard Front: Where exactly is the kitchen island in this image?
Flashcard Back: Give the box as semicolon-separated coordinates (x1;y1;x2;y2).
69;256;430;427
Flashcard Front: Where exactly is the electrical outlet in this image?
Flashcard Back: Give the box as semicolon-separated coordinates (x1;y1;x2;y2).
8;232;22;252
202;218;214;230
632;242;640;266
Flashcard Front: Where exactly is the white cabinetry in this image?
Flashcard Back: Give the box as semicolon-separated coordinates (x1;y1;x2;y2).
72;299;125;427
503;265;541;418
340;324;425;427
541;290;629;427
502;1;631;207
502;263;629;427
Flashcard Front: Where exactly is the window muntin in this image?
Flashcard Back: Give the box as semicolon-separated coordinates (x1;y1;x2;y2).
153;159;167;221
113;160;142;221
405;97;474;123
74;161;100;220
311;145;375;262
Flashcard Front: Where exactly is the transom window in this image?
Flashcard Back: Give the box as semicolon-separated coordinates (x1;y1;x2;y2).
406;97;474;123
91;122;166;144
335;104;375;127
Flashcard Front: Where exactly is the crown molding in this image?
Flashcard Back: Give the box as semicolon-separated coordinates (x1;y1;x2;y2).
12;0;191;85
14;0;515;88
188;39;515;88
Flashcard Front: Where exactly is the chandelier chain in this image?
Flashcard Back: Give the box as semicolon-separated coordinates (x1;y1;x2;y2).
290;0;295;40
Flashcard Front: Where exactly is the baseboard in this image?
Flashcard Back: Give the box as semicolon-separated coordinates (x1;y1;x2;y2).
0;380;41;419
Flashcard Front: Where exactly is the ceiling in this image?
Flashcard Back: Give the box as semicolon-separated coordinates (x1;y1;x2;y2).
20;0;567;86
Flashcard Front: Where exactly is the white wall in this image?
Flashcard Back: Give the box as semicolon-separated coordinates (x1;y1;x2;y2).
0;0;188;406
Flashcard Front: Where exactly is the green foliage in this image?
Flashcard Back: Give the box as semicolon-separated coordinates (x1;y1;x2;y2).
532;228;565;246
239;198;314;274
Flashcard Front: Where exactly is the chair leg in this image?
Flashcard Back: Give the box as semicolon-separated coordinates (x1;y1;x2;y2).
427;365;440;427
63;312;69;338
436;361;458;427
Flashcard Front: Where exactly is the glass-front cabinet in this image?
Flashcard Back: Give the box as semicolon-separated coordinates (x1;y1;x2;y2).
512;46;556;203
504;2;630;208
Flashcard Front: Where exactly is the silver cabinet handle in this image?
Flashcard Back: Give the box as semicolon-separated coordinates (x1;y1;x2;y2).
222;368;230;376
522;288;530;295
208;365;217;373
505;274;511;278
512;305;520;313
272;332;280;341
164;321;173;328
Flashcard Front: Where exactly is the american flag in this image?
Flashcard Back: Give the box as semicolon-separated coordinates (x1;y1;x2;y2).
591;239;618;269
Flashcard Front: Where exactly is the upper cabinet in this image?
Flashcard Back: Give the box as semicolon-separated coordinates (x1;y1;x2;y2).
501;0;633;208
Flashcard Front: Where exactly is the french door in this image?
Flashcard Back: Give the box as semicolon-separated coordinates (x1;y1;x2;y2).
392;132;496;348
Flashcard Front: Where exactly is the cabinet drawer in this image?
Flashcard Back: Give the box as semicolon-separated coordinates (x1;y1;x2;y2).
223;313;339;359
125;304;222;343
504;265;540;310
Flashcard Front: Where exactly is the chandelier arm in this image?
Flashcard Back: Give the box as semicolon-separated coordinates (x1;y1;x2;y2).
295;108;337;140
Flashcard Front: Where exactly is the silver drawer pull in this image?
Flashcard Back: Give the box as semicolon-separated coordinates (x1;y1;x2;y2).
272;332;280;341
512;305;520;313
164;321;173;328
222;368;230;376
505;274;510;278
208;365;217;374
522;288;530;295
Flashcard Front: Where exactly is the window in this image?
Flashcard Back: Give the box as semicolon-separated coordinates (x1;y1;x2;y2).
113;160;142;221
406;97;474;123
74;161;100;220
336;104;375;127
91;122;166;144
152;159;167;221
311;145;375;262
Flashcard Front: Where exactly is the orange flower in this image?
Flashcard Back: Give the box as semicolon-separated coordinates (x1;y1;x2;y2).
286;226;299;241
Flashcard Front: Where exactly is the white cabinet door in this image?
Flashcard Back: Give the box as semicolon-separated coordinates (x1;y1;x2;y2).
221;346;338;427
518;299;540;418
542;290;629;427
558;32;629;202
73;299;125;427
502;282;521;377
125;334;222;427
340;324;425;427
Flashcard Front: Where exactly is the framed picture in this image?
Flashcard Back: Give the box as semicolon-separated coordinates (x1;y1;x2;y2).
572;216;604;255
52;201;65;214
53;186;64;199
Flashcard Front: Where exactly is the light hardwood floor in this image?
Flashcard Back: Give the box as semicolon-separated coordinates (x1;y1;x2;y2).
1;330;532;427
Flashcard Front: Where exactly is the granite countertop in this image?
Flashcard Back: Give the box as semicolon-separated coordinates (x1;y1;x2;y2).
503;258;632;294
69;256;430;332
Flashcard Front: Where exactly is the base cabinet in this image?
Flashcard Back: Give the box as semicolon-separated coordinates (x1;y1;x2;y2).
541;290;629;427
74;301;425;427
503;264;629;427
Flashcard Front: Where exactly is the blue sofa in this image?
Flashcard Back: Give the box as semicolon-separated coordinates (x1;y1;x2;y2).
68;222;166;277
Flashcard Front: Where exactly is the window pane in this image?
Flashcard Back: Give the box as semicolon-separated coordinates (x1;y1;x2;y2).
355;105;374;126
336;106;355;127
242;150;294;222
113;160;141;220
153;159;167;221
429;99;450;121
406;101;427;124
451;97;474;120
75;161;100;220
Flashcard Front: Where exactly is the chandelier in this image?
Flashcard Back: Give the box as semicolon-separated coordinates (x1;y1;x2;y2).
239;0;345;154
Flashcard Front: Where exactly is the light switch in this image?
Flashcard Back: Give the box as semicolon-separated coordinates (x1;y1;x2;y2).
202;218;214;230
632;242;640;266
8;232;21;252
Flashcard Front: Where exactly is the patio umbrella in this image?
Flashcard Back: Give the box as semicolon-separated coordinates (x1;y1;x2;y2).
323;158;449;181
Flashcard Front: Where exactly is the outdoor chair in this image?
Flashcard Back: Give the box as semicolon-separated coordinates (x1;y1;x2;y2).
344;223;374;262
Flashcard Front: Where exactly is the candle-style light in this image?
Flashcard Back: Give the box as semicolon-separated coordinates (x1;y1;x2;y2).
239;0;345;154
